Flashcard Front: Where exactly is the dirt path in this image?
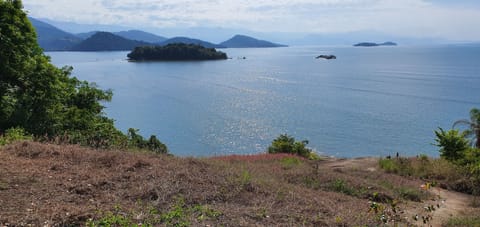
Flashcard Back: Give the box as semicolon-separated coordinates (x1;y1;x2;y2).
322;157;379;171
321;157;475;226
407;188;473;226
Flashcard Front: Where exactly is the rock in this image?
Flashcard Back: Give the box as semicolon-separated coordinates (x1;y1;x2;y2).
316;55;337;60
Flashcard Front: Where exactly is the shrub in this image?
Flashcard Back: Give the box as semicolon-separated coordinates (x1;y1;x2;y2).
268;134;319;160
0;127;32;146
280;157;302;169
434;128;469;162
330;179;357;196
127;128;168;154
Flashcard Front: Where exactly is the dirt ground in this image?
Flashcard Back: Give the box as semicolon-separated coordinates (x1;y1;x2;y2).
1;142;478;226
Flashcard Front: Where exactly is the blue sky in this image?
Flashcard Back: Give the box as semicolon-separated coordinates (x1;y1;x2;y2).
23;0;480;41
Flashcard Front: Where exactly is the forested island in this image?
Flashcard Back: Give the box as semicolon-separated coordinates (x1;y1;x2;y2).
127;43;228;61
354;42;397;47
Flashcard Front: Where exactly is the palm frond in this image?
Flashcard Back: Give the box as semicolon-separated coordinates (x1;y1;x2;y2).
452;119;474;129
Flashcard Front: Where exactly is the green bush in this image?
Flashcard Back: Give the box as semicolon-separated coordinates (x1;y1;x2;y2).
0;127;31;146
280;157;302;169
268;134;319;159
434;128;470;162
127;128;168;154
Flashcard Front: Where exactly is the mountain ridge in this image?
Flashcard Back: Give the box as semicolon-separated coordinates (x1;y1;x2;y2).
159;37;225;48
220;34;287;48
71;32;151;51
28;17;82;51
30;17;289;51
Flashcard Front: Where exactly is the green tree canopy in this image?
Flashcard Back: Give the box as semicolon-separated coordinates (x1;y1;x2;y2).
434;128;470;162
268;134;318;159
0;0;166;152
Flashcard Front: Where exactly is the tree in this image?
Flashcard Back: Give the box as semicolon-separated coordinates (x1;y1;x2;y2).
453;108;480;148
1;0;43;129
434;128;470;162
268;134;314;158
0;0;167;152
0;0;120;145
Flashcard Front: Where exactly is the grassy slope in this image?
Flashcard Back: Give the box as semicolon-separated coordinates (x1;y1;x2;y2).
0;142;478;226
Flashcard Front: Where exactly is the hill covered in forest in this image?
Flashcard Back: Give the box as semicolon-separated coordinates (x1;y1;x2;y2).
71;32;151;51
220;34;287;48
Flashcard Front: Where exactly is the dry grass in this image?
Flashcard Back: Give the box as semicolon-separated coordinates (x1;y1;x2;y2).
0;142;475;226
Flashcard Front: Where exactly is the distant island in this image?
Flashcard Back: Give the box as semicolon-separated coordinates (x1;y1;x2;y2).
71;32;151;51
354;42;397;47
220;35;287;48
127;43;228;61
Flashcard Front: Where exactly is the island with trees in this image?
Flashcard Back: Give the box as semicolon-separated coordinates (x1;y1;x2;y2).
354;42;397;47
127;43;228;61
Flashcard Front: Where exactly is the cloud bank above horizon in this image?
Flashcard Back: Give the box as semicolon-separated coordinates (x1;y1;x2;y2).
24;0;480;41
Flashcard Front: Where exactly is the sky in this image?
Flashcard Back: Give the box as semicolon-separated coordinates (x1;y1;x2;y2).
23;0;480;42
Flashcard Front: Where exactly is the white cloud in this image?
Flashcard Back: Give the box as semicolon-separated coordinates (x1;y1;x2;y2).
23;0;480;41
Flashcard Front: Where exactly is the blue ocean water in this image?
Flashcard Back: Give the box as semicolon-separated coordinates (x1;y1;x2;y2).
47;46;480;157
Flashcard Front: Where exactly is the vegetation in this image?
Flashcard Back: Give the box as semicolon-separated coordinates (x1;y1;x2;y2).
3;141;467;226
0;127;31;146
0;0;166;152
267;134;319;160
453;107;480;148
127;128;168;154
379;108;480;195
127;43;228;61
445;216;480;226
434;128;470;162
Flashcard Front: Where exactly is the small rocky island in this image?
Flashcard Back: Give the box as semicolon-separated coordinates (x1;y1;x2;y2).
316;55;336;60
127;43;228;61
354;42;397;47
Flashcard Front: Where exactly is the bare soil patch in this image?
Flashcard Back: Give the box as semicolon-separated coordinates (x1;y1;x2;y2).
0;142;477;226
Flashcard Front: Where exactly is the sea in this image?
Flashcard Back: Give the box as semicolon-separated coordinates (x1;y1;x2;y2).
47;45;480;157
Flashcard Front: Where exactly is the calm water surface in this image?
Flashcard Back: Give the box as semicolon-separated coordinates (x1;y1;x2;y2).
48;46;480;157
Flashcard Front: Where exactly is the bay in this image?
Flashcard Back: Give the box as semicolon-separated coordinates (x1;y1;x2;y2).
47;45;480;157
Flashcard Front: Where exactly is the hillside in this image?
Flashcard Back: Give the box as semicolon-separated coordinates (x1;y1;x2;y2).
75;31;98;39
220;35;287;48
0;141;478;226
115;30;167;43
29;17;82;51
77;30;167;43
71;32;152;51
159;37;224;48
